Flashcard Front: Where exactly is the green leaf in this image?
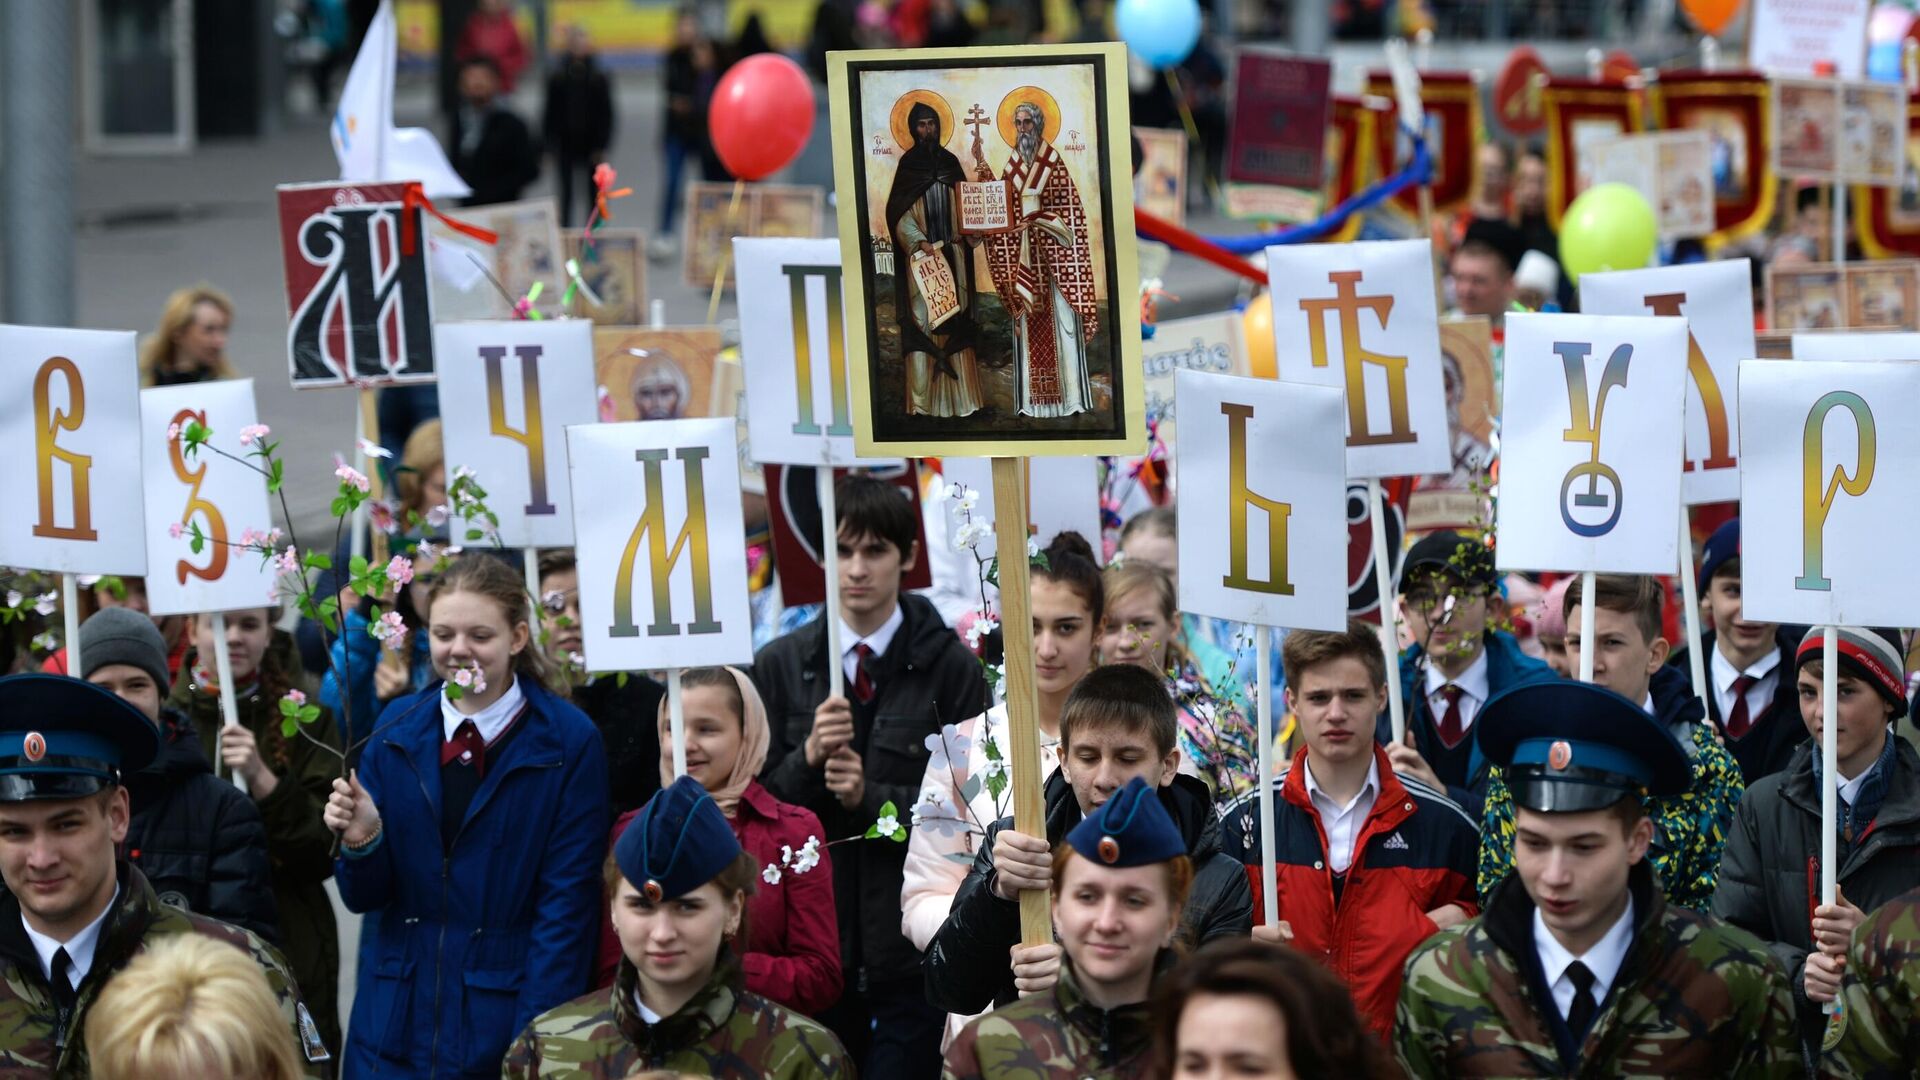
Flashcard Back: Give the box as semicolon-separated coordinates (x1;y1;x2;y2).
281;717;298;739
189;533;205;555
300;705;321;725
279;697;298;718
615;672;629;689
349;556;369;577
100;576;127;601
268;459;285;494
303;551;333;571
1029;551;1050;572
330;496;350;517
465;528;483;541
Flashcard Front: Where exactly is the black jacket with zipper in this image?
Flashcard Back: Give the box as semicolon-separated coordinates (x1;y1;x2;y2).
121;705;279;944
1667;627;1811;786
1710;734;1920;1053
753;593;989;988
923;769;1254;1015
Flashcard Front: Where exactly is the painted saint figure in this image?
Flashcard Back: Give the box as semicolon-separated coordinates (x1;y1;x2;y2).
886;99;984;418
973;100;1098;419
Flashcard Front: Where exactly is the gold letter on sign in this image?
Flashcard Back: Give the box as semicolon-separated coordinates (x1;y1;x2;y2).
1641;291;1736;473
1299;270;1415;446
169;408;228;584
1220;402;1293;595
1796;391;1875;592
784;264;853;437
611;448;721;638
32;357;96;541
481;345;555;515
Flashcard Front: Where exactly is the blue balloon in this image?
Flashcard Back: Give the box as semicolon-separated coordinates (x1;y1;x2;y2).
1116;0;1202;70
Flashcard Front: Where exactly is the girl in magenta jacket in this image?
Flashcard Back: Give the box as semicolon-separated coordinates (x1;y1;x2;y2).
595;666;842;1016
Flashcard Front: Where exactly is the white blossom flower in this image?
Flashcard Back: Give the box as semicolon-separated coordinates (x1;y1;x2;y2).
874;814;899;837
963;614;1000;651
952;521;991;553
792;837;822;874
923;724;971;774
954;486;979;513
4;591;22;610
761;864;782;886
31;593;56;617
356;437;392;458
981;756;1008;783
1026;535;1041;558
911;789;968;838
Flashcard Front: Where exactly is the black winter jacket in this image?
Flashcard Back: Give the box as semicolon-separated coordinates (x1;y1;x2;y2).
923;769;1254;1015
1710;735;1920;1052
754;594;989;987
1667;627;1810;786
121;707;279;944
571;673;667;817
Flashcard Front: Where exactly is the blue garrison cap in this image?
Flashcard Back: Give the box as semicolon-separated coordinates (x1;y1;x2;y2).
0;674;160;802
1697;518;1740;592
1066;776;1184;867
615;776;741;901
1477;681;1691;813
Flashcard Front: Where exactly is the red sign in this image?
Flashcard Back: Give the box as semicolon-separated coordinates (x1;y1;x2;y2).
1494;46;1550;136
277;181;438;389
1225;50;1333;190
765;462;933;607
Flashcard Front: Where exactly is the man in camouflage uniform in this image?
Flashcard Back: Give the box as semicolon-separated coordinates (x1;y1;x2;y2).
1825;885;1920;1078
0;674;327;1078
1396;681;1800;1078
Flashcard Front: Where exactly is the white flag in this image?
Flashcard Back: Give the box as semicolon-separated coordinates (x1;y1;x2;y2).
331;0;471;199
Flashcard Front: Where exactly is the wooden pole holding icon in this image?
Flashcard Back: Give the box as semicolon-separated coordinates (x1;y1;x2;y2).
210;612;249;798
706;181;749;325
991;456;1051;946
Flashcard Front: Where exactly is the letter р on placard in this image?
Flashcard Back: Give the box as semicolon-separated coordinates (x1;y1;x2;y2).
611;448;722;638
1220;402;1294;596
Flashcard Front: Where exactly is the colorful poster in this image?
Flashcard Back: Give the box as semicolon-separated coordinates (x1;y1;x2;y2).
1141;311;1248;447
1225;50;1332;191
1584;131;1716;239
593;327;722;423
1767;262;1848;330
1649;72;1774;245
828;43;1147;458
563;228;647;325
680;182;827;290
277;180;437;388
1133;127;1188;226
424;197;564;320
139;380;275;615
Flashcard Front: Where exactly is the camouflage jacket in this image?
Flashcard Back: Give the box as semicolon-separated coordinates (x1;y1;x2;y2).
1396;861;1801;1078
943;960;1155;1080
1478;687;1744;911
1824;888;1920;1078
0;861;327;1079
501;955;852;1079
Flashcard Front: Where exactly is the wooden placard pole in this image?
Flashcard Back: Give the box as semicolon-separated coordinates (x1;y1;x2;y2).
1820;626;1839;1016
1367;478;1406;742
1677;507;1708;706
990;456;1050;945
707;180;748;325
211;612;249;798
667;666;687;778
1255;624;1279;927
1578;571;1597;684
819;466;845;700
61;575;81;678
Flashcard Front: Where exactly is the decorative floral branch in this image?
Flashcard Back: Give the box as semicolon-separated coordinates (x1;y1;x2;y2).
758;799;907;886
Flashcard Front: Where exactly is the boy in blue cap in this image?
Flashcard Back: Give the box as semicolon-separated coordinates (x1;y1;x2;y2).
504;775;852;1078
0;674;326;1077
1396;681;1799;1078
943;775;1190;1080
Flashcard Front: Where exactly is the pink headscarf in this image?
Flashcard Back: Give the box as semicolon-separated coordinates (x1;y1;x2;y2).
657;666;770;818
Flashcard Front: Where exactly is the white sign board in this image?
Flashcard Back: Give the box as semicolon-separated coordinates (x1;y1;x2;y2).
1174;370;1348;630
0;324;147;575
736;237;886;467
1267;239;1451;478
1142;311;1248;446
1739;358;1920;626
1792;332;1920;361
566;418;752;671
1749;0;1870;80
941;456;1106;567
436;320;598;547
1583;132;1716;240
1580;260;1752;505
1496;313;1690;573
140;381;277;616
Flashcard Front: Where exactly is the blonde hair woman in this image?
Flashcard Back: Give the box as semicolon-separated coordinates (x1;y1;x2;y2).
85;935;305;1080
139;285;238;386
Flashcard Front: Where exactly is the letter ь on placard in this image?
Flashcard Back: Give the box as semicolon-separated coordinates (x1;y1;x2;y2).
1737;358;1920;628
566;418;754;673
1172;369;1349;631
1493;313;1690;575
0;324;147;576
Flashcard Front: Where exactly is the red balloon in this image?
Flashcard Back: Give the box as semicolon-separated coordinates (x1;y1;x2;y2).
708;54;817;182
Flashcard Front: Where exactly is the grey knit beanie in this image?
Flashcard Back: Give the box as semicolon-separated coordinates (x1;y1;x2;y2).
78;607;172;694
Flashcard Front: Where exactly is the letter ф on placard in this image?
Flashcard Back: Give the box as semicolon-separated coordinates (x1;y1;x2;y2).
612;448;722;639
168;407;228;584
1555;341;1631;538
32;357;96;542
1299;271;1415;447
785;264;853;438
1220;401;1294;596
482;345;555;516
1797;391;1876;592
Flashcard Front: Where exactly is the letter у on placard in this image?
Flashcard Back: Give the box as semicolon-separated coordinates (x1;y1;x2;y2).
1555;341;1631;538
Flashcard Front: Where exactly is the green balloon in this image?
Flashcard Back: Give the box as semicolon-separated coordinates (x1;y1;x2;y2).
1558;182;1658;283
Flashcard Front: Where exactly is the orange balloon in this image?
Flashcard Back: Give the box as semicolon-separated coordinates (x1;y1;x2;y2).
1680;0;1742;36
1244;293;1276;379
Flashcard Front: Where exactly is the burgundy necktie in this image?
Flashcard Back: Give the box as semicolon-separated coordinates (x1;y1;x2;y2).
1724;674;1759;739
1436;685;1466;749
442;719;488;778
850;643;876;704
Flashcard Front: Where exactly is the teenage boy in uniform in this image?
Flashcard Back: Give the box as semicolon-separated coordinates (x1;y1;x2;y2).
755;474;988;1078
1667;519;1808;784
1380;531;1556;821
1478;574;1744;911
1222;621;1480;1041
1829;883;1920;1077
923;664;1251;1018
1396;680;1799;1078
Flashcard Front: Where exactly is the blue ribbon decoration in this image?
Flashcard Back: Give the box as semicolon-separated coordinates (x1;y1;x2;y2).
1164;136;1436;255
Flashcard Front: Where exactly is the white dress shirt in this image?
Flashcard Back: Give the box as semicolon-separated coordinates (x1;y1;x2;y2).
1423;649;1491;735
1303;756;1380;873
24;885;119;991
841;604;905;687
1534;896;1635;1023
1711;644;1782;727
440;673;527;744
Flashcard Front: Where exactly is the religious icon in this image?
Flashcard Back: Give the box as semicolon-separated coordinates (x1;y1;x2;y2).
829;43;1146;458
592;326;722;423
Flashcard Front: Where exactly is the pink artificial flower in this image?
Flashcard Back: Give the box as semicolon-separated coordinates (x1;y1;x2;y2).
451;667;475;688
334;465;371;493
426;504;451;528
284;689;307;706
357;437;393;459
166;422;182;441
368;500;398;535
273;547;300;576
238;424;271;447
373;610;408;651
168;522;185;540
386;554;415;587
